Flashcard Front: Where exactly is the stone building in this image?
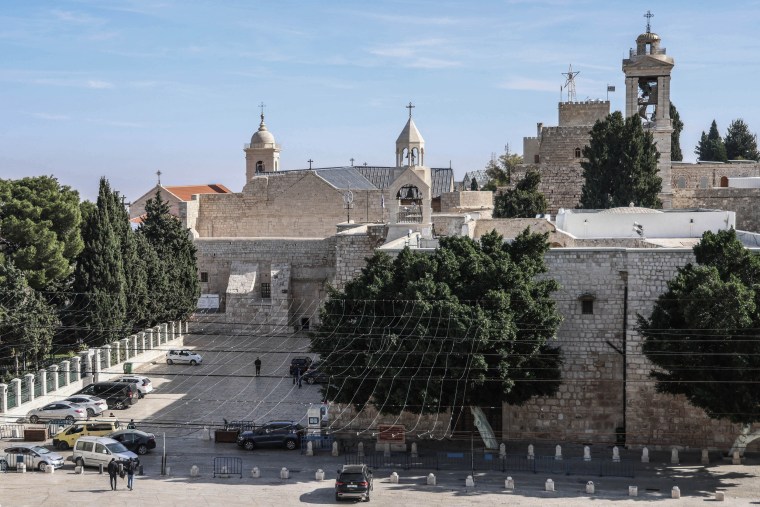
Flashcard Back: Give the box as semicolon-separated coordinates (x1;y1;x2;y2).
130;183;232;223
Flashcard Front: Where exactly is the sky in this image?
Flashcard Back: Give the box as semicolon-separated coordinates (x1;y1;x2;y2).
3;0;760;202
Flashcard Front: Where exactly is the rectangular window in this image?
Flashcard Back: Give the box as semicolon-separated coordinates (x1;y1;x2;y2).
261;283;271;299
301;317;310;331
199;272;208;283
581;300;594;315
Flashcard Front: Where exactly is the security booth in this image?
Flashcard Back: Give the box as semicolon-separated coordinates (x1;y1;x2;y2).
301;403;333;453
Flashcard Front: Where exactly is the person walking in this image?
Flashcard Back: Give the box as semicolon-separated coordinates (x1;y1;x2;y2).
297;368;302;388
125;458;136;490
254;357;262;376
126;419;136;429
107;458;119;491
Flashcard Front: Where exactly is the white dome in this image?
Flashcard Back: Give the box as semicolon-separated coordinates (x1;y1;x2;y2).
250;114;276;148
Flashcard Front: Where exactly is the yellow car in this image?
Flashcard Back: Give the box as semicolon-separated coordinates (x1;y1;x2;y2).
52;421;120;451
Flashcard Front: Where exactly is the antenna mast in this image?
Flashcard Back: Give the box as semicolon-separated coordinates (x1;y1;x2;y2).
561;64;580;102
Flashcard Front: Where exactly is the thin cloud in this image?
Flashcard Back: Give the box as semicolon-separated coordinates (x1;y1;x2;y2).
50;10;105;25
499;77;559;92
87;80;114;89
369;38;462;69
29;112;70;121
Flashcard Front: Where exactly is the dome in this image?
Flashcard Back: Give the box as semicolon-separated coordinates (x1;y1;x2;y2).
636;31;661;44
250;114;276;147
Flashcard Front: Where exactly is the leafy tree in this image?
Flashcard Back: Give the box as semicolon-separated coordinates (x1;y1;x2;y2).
724;119;759;161
579;112;662;209
0;260;58;373
470;177;478;191
482;150;523;191
639;229;760;455
670;103;684;162
311;229;563;446
695;120;728;162
0;176;83;290
493;169;547;218
138;190;200;322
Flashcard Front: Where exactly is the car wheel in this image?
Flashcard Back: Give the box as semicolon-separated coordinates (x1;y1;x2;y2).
29;415;39;424
65;415;75;424
38;461;48;472
306;377;316;385
115;401;126;410
284;439;297;451
137;444;148;455
86;408;95;417
243;440;255;451
57;441;69;451
167;359;173;365
190;360;197;366
75;457;84;467
138;392;144;399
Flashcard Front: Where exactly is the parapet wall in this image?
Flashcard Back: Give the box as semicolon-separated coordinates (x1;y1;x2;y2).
439;191;493;212
673;187;760;232
558;100;610;127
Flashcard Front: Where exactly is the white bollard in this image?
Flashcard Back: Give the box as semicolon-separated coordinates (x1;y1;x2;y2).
671;448;679;464
251;467;260;478
527;444;535;460
357;442;365;457
505;476;514;490
499;443;506;458
426;473;436;486
715;491;725;501
390;472;399;484
201;427;210;441
701;449;709;465
465;475;475;488
411;442;418;458
383;443;391;458
331;441;339;457
17;463;26;474
583;446;591;462
545;478;554;492
672;486;681;499
555;444;562;461
629;485;638;497
732;451;741;465
586;481;594;494
315;469;324;481
74;466;83;474
190;465;199;477
306;441;314;456
612;446;620;463
280;467;289;480
44;465;54;473
641;447;649;463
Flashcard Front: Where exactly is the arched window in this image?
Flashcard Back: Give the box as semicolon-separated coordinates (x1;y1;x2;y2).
574;147;581;158
676;176;686;189
411;147;419;165
256;161;264;173
720;176;728;187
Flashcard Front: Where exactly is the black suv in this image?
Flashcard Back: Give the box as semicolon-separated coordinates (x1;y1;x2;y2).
289;357;313;376
302;362;329;384
76;382;137;410
236;421;305;451
335;464;373;502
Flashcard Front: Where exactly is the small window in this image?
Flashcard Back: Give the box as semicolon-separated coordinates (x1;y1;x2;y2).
301;317;310;331
581;300;594;315
574;147;581;158
676;176;687;189
261;282;271;299
256;161;264;173
534;154;540;163
200;272;208;283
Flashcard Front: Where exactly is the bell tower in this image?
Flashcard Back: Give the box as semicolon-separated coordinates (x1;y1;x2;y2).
622;11;675;207
245;103;281;181
395;102;425;167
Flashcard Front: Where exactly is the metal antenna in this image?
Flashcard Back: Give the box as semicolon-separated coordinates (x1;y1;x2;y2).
561;64;580;103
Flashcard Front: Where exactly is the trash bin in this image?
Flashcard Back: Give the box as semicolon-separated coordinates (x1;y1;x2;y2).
123;362;133;374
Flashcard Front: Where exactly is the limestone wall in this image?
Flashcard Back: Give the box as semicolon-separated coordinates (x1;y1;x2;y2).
510;164;584;214
439;191;493;212
538;126;589;166
673;188;760;232
672;162;760;190
558;101;609;127
334;225;386;291
130;186;183;220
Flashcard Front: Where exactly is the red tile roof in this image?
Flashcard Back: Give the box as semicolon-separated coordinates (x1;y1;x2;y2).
163;184;232;201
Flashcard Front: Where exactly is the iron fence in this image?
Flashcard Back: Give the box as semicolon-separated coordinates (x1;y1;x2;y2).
46;374;55;393
58;369;67;387
20;383;31;404
301;434;335;454
69;368;77;383
0;424;23;439
212;457;242;478
7;390;17;409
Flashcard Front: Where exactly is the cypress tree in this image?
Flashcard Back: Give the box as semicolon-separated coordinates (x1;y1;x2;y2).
670;103;684;162
695;120;728;162
724;119;759;161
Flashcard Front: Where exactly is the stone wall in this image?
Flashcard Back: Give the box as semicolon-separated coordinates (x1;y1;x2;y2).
472;218;570;245
538;126;590;166
672;162;760;190
673;188;760;232
334;225;386;291
439;191;494;212
510;164;584;214
558;100;609;127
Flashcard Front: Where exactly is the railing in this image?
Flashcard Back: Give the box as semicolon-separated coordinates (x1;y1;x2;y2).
7;390;17;409
630;47;666;57
0;424;23;439
33;380;42;398
58;370;67;387
224;420;257;432
20;383;31;404
46;374;55;393
212;457;242;478
69;368;78;384
301;434;334;454
397;209;423;223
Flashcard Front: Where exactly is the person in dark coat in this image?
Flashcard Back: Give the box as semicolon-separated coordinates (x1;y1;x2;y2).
125;458;136;490
254;357;261;376
107;458;119;490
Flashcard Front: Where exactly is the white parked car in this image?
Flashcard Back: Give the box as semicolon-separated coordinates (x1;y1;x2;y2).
113;375;154;398
27;401;87;424
2;444;65;472
72;436;137;468
63;395;108;417
166;349;202;365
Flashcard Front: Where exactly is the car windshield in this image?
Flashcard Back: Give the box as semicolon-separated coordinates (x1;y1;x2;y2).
340;473;366;482
31;446;50;455
106;442;128;453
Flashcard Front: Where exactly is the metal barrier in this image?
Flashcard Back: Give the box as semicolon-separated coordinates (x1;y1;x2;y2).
224;420;256;432
0;424;23;439
212;457;242;478
301;434;334;453
6;391;17;410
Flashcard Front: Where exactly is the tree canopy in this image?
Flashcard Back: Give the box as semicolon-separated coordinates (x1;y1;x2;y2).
493;169;548;218
670;103;684;162
579;112;662;209
724;119;759;161
482;150;523;191
310;229;563;416
639;229;760;425
695;120;728;162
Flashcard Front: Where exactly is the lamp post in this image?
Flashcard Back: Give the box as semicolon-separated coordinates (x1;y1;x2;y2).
343;187;354;223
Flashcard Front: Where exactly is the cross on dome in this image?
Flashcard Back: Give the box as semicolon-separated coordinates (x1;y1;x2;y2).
644;10;654;33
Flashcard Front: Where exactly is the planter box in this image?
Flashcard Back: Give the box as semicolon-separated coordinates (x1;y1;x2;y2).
215;429;239;443
24;428;47;442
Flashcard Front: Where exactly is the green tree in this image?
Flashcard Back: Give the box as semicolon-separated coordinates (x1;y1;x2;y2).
724;119;759;161
470;177;478;191
639;229;760;455
579;112;662;209
0;176;83;290
69;178;127;346
138;190;200;322
0;260;59;373
493;169;547;218
695;120;728;162
482;150;523;191
670;103;684;162
311;229;563;447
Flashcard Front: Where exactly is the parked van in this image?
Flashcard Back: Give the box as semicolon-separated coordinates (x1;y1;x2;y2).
72;436;137;468
76;382;138;410
52;421;120;450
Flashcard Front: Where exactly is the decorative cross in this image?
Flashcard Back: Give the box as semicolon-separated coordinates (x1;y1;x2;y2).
156;169;162;185
406;101;415;118
644;10;654;33
258;102;266;116
350;157;354;166
307;159;313;169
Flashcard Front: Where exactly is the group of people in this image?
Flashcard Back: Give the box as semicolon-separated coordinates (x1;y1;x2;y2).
107;457;138;491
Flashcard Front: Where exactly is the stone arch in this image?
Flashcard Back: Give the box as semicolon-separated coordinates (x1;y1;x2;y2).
256;161;264;173
574;147;581;158
720;176;729;187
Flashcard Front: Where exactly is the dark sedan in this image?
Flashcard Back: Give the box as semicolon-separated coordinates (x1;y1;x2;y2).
302;363;329;384
107;429;156;455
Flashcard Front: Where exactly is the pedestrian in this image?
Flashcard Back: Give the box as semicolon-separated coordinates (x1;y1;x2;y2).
107;458;119;491
126;419;136;429
254;357;261;376
297;368;302;388
125;458;136;490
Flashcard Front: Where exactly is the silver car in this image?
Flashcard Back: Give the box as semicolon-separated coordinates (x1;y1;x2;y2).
27;400;88;424
166;349;203;365
64;395;108;417
2;444;65;472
